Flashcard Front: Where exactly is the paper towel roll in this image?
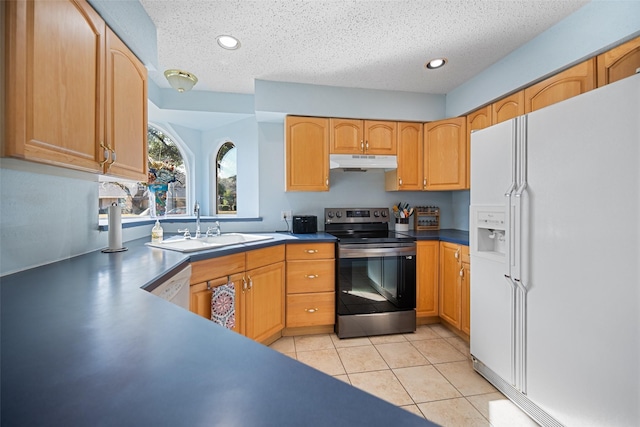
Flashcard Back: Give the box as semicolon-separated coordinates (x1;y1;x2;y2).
108;203;123;250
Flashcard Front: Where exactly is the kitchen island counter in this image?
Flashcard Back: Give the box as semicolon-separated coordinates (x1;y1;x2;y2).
0;234;433;426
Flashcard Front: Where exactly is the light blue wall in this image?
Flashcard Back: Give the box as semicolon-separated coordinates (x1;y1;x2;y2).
255;80;446;122
446;1;640;116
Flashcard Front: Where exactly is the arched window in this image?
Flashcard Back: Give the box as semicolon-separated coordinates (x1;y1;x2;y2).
216;142;236;214
147;126;187;215
98;125;188;218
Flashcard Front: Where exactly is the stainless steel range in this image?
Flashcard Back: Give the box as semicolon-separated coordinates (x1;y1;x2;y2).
325;207;416;339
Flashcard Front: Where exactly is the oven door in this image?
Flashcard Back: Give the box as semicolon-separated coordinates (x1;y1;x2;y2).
337;243;416;316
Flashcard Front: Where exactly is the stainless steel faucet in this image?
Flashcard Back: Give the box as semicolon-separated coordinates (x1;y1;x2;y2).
194;201;201;238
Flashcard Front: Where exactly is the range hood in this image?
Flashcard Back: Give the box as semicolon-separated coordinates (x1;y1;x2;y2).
329;154;397;171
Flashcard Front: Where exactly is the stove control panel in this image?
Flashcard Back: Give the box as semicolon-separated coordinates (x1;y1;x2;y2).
324;208;390;224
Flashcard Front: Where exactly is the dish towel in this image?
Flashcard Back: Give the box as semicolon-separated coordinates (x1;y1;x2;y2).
211;282;235;330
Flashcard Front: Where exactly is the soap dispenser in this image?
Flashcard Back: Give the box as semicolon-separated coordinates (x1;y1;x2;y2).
151;220;163;243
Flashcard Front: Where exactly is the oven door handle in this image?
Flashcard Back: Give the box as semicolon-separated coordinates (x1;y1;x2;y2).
339;245;416;258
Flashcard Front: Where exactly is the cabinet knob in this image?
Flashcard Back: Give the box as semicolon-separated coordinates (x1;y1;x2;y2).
399;178;403;185
305;249;318;254
365;141;369;151
248;276;253;289
423;178;427;187
455;248;460;259
305;308;319;313
304;274;318;279
459;268;464;278
360;141;364;151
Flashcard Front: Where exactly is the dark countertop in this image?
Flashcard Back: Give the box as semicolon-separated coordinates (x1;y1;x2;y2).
0;233;436;427
399;228;469;246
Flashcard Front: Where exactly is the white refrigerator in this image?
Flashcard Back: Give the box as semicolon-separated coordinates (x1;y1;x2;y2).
470;74;639;427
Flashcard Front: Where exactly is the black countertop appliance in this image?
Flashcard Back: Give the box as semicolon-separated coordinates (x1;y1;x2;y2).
292;215;318;234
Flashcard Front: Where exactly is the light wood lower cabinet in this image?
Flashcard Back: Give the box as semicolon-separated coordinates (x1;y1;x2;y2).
438;241;469;334
416;241;439;318
285;243;335;329
189;246;285;345
244;261;285;343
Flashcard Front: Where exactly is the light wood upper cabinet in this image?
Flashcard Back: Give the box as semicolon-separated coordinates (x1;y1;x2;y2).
4;0;147;180
597;36;640;87
285;116;330;191
330;119;396;155
330;118;364;153
385;122;423;191
465;106;492;189
4;0;105;173
491;91;524;125
524;59;596;113
416;241;439;318
364;120;397;155
105;28;148;181
424;117;466;190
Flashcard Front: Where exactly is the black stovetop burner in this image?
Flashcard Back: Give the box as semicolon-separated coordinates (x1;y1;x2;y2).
324;207;413;243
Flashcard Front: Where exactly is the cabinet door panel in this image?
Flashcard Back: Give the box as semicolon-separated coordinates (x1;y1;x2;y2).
5;0;104;171
597;36;640;86
105;28;148;180
524;59;596;113
246;262;285;342
330;118;363;153
285;117;330;191
439;242;461;328
424;117;466;190
461;261;471;336
491;91;524;125
466;107;491;189
365;120;397;155
396;122;423;190
417;241;439;317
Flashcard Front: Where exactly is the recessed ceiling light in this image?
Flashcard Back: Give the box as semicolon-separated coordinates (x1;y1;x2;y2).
216;35;240;50
425;58;447;69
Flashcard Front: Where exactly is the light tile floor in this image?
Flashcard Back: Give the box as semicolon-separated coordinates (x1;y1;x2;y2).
269;324;539;427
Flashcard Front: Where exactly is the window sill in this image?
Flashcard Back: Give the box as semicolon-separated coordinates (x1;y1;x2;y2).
98;216;263;231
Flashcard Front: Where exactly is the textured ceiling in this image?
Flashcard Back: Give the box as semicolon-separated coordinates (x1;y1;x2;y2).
140;0;588;95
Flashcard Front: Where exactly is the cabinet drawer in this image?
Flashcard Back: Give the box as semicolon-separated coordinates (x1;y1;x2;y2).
190;253;245;285
286;243;335;260
286;260;335;294
246;245;285;270
286;292;335;327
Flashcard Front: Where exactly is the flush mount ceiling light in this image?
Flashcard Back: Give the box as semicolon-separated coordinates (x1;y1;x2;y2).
163;69;198;93
425;58;447;70
216;35;240;50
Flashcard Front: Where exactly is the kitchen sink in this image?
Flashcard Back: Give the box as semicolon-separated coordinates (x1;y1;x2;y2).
146;233;273;253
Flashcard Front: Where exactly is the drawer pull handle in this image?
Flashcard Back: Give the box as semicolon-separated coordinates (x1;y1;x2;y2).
305;249;318;254
305;308;319;313
305;274;318;279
